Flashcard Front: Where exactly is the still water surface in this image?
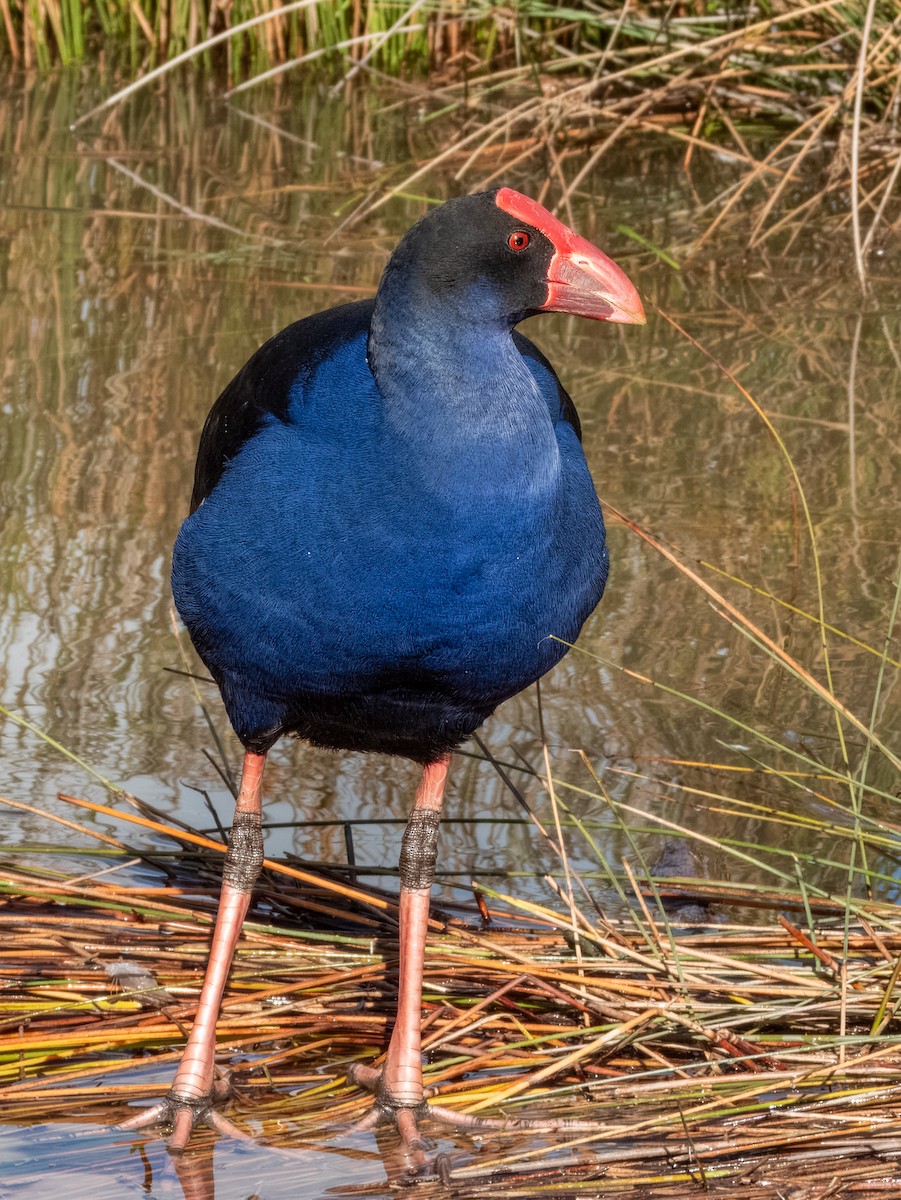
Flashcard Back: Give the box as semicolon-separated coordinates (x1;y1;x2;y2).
1;68;899;1197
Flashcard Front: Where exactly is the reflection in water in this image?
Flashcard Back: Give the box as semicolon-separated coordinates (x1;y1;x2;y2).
154;1126;453;1199
0;1109;602;1198
0;1121;391;1199
1;68;900;1198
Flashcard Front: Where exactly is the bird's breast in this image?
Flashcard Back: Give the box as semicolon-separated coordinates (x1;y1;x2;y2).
175;411;605;703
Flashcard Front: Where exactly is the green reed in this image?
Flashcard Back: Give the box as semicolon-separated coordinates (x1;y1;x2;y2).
3;0;899;117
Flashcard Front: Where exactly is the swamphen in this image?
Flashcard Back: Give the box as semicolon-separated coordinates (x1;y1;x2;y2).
124;189;644;1157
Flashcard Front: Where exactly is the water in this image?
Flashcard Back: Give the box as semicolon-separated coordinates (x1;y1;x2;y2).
1;67;899;1198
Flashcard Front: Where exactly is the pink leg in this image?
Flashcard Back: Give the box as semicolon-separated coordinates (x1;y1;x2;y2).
350;754;608;1177
120;750;266;1150
349;755;449;1155
381;754;449;1108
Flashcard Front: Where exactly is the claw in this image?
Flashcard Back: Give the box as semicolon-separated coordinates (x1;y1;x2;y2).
117;1081;249;1151
347;1062;437;1175
347;1059;611;1179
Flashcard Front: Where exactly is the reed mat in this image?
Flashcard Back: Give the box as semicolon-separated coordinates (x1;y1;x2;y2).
3;792;901;1195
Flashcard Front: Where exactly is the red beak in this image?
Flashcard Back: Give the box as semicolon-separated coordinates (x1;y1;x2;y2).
495;188;646;326
544;229;646;325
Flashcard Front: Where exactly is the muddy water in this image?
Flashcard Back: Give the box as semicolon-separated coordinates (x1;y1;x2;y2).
1;68;899;1198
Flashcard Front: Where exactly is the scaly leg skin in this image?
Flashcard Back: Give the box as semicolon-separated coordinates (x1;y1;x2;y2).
349;754;610;1178
118;750;266;1151
347;754;450;1172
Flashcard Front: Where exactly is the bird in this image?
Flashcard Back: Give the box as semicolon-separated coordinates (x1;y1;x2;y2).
121;188;644;1160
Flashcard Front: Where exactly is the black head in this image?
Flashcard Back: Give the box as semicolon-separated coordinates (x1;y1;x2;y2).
375;189;645;330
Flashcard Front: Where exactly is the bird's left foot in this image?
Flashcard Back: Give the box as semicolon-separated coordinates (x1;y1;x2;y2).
346;1064;459;1179
348;1062;611;1179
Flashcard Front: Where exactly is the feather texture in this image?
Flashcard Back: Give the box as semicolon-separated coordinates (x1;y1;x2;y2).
172;192;621;762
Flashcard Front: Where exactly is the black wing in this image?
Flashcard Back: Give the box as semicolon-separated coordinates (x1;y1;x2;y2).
190;299;375;512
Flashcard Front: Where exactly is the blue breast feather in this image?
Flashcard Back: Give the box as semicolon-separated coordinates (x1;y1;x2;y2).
172;303;608;761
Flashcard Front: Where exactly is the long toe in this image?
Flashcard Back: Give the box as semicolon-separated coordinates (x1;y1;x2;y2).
118;1080;249;1151
348;1059;614;1179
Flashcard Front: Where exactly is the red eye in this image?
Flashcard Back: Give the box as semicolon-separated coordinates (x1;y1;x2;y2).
507;230;530;251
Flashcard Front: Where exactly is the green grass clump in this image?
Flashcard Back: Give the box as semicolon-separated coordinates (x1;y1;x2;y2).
1;0;436;74
3;0;900;118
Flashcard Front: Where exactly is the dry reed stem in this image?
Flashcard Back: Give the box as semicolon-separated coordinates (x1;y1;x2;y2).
6;844;901;1135
45;0;899;266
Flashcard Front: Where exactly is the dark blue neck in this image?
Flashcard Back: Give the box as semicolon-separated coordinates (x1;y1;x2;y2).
369;274;559;498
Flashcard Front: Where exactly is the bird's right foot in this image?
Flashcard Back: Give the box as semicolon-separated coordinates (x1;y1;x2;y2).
117;1081;249;1151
